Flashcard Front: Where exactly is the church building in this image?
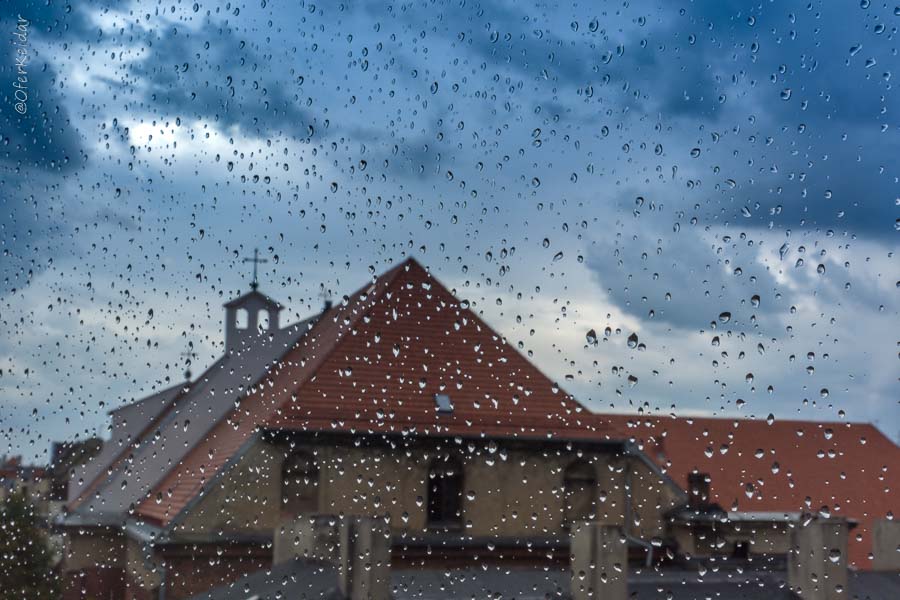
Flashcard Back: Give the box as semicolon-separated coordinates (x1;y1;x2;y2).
58;257;899;600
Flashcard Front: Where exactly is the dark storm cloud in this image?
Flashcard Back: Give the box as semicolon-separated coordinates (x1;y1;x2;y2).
4;0;100;41
430;0;895;242
584;209;791;332
0;51;83;172
630;1;897;239
122;21;320;141
0;4;93;293
732;140;899;241
0;6;86;173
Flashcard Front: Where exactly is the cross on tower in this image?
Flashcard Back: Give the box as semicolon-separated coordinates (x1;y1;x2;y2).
243;248;268;291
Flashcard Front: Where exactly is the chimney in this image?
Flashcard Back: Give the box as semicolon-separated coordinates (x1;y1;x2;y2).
274;516;390;600
570;522;627;600
788;516;849;600
687;472;710;508
871;518;900;571
338;517;391;600
274;515;339;565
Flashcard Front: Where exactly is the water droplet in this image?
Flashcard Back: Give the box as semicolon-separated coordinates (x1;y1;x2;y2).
627;333;639;349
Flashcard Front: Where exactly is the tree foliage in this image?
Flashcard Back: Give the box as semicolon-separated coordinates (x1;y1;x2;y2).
0;490;59;599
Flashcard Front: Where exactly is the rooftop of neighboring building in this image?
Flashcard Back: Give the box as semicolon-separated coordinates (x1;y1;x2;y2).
191;561;900;600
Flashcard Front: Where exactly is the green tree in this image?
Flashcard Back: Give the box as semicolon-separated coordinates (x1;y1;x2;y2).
0;490;60;599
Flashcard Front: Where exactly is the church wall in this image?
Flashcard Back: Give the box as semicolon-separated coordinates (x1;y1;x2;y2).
311;441;618;537
172;435;683;545
457;448;621;537
670;519;792;558
174;440;283;536
734;521;791;554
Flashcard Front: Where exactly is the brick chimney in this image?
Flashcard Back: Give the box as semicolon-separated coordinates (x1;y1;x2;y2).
788;516;849;600
337;517;391;600
570;522;627;600
274;515;390;600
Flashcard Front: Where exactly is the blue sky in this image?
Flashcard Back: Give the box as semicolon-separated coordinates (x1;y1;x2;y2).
1;0;897;462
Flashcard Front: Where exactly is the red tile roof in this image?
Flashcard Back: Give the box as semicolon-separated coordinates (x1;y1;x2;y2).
136;258;596;525
594;413;899;569
265;258;594;439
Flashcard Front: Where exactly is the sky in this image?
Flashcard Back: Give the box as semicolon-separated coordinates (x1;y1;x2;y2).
0;0;897;463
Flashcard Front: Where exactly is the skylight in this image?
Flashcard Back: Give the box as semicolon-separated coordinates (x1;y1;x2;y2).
434;394;454;414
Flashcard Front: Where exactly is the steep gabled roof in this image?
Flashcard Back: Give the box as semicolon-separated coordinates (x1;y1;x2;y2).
68;315;312;518
595;413;900;569
68;382;183;509
136;258;600;526
265;257;592;439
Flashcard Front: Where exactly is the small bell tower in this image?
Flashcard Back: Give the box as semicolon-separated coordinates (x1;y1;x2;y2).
224;248;283;351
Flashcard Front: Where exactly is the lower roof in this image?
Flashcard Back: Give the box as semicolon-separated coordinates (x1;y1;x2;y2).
191;562;900;600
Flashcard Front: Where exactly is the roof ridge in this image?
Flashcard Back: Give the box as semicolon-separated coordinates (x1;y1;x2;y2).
107;382;183;415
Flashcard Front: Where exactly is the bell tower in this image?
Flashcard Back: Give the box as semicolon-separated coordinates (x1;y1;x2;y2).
224;248;283;351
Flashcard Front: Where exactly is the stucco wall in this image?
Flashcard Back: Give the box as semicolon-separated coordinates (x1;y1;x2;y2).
175;440;283;535
175;436;682;543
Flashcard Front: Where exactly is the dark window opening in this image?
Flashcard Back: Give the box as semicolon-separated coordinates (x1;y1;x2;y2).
563;460;596;525
281;451;319;517
427;456;463;529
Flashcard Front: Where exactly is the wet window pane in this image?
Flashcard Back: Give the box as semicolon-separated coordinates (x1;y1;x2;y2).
1;1;897;599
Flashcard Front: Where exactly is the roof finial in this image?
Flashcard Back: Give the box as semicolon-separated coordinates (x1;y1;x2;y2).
242;248;268;291
180;343;198;381
318;285;333;311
